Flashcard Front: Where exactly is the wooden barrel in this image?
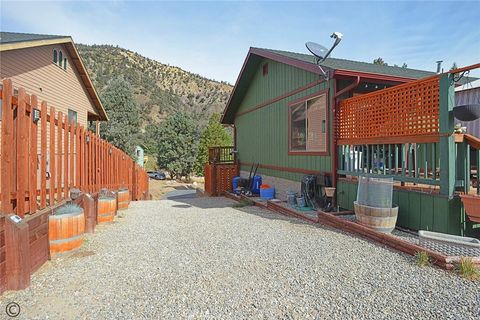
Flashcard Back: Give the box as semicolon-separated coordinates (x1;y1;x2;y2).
49;209;85;255
117;189;130;210
354;201;398;233
97;196;117;223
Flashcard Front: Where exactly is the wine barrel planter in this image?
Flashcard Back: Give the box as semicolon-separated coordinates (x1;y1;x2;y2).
117;188;130;210
354;201;399;233
49;205;85;255
97;196;117;223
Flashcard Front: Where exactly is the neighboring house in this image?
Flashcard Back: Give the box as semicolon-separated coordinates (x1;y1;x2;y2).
0;32;108;128
135;145;145;167
221;47;437;200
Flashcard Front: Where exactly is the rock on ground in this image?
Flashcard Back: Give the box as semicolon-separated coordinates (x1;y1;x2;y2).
1;196;478;319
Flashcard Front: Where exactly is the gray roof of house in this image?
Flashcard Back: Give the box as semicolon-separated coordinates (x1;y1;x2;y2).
0;32;68;44
259;48;437;80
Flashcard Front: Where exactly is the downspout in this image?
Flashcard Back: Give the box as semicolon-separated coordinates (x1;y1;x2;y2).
331;75;361;202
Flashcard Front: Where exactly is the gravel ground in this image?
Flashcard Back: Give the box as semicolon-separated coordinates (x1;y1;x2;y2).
1;196;478;319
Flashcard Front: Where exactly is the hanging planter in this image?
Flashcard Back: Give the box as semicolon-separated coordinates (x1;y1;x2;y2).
49;203;85;255
460;194;480;223
453;104;480;121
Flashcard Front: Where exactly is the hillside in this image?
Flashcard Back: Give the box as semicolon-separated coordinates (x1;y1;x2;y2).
77;44;232;127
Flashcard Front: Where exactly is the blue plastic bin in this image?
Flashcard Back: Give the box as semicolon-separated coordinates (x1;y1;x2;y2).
232;176;241;191
251;175;262;194
260;187;275;200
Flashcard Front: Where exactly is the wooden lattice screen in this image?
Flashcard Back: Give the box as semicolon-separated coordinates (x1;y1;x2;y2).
338;76;440;145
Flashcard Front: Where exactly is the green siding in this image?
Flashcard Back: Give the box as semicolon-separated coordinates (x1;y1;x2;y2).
337;180;479;237
235;58;333;180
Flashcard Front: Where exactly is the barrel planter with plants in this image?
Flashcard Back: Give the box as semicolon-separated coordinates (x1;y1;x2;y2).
97;193;117;223
49;204;85;255
117;188;130;210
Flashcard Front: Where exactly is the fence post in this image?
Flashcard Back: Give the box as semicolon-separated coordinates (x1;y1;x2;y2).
1;79;14;214
439;74;455;196
16;89;29;217
5;216;31;290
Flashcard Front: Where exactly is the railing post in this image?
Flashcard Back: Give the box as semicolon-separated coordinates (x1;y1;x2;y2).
439;73;455;196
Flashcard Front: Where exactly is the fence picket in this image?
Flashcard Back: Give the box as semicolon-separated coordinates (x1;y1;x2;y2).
57;111;63;201
30;95;38;213
40;101;47;209
49;107;56;204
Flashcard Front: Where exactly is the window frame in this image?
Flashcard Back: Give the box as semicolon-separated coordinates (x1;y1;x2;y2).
67;109;77;124
53;49;58;63
287;89;329;156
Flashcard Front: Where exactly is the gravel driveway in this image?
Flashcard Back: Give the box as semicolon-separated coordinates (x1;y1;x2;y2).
1;196;478;319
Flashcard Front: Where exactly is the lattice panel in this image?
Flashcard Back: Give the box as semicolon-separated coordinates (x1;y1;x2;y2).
338;76;440;144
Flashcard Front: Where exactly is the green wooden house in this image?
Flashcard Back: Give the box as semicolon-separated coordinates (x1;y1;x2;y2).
221;47;480;237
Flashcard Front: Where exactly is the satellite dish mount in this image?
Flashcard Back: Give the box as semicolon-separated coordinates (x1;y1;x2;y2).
305;32;343;80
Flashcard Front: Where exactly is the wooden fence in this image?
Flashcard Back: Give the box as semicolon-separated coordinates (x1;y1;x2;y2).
0;79;149;218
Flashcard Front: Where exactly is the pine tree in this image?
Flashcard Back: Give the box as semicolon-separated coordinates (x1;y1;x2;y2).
194;113;232;175
157;112;199;179
100;78;141;157
373;57;388;66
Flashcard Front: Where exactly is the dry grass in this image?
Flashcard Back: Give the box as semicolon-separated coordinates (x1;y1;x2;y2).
415;251;431;267
455;257;479;280
148;178;204;200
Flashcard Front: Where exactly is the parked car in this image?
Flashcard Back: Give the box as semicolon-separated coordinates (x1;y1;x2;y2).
147;171;166;180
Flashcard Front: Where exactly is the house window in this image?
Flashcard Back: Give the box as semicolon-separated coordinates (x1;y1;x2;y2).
68;109;77;124
58;51;63;66
53;50;58;63
63;58;67;70
262;63;268;76
289;93;327;153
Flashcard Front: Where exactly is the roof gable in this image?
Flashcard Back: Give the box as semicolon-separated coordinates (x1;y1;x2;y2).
0;32;108;121
222;47;437;124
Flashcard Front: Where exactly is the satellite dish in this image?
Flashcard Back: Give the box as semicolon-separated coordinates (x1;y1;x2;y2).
305;32;343;79
305;42;328;60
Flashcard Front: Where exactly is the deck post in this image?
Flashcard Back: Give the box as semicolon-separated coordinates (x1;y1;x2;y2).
439;74;455;196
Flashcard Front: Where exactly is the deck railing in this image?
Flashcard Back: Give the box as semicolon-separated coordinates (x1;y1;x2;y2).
338;76;440;145
208;146;236;164
337;64;480;196
0;79;149;218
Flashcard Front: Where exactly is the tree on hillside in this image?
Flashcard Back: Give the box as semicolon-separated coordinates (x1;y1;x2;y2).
194;113;233;175
157;112;199;179
100;77;141;157
373;57;388;66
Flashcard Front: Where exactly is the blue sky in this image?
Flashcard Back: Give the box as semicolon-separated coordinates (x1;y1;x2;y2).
1;1;479;83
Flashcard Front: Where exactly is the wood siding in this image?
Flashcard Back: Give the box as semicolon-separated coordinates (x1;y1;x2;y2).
0;44;99;127
235;58;333;182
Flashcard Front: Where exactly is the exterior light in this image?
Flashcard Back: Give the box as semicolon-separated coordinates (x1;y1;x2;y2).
32;108;40;123
86;136;90;144
109;148;112;154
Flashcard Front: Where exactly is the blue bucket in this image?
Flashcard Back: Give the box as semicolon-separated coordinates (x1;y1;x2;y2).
251;175;262;194
232;176;241;191
260;187;275;200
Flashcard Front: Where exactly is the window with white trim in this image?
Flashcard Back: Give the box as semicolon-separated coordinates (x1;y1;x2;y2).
289;94;327;153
